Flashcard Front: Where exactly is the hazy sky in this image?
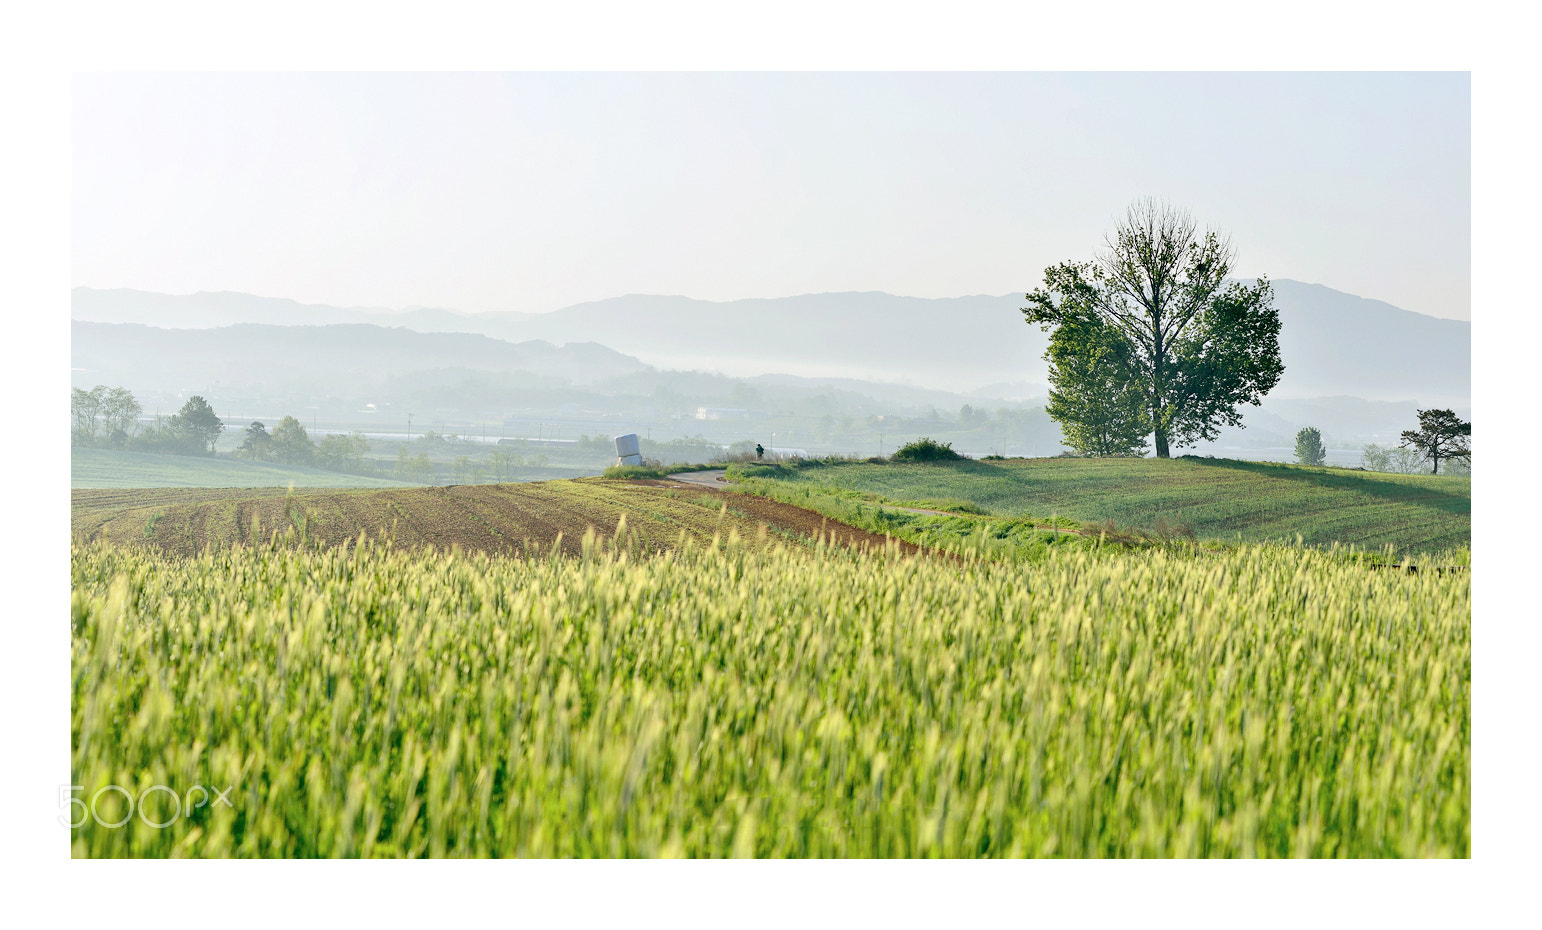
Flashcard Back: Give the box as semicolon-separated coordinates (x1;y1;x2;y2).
72;71;1471;320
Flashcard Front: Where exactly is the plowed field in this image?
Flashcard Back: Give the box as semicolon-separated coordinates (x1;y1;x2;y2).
72;478;925;559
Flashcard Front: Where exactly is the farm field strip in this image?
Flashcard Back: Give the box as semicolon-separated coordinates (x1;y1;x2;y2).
72;447;418;489
733;458;1469;555
71;479;923;560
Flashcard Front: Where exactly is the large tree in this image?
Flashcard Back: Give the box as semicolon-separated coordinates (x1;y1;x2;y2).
1023;198;1284;458
1399;408;1470;475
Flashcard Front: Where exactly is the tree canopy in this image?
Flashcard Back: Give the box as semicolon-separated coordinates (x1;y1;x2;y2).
71;385;142;448
1399;408;1471;475
239;421;272;461
1043;312;1149;456
1023;198;1284;458
165;395;224;455
269;416;315;466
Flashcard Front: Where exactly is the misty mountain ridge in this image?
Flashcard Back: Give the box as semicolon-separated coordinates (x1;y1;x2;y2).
71;321;650;393
73;280;1470;407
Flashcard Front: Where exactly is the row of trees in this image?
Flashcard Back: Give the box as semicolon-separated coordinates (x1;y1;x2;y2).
72;386;226;455
72;387;390;475
1293;409;1472;475
70;386;143;447
237;418;377;474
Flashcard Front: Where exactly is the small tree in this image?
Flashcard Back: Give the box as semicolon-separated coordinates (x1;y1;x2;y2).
1399;408;1471;475
452;455;476;485
239;422;272;460
101;387;141;446
891;438;963;462
488;450;516;483
1294;427;1327;466
269;416;315;465
316;432;370;473
165;396;225;455
1361;443;1392;472
395;447;436;483
71;386;104;446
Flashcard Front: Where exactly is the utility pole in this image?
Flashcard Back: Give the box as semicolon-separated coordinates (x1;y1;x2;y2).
407;413;413;442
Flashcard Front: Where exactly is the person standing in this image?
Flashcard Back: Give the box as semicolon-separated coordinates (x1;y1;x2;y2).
755;443;764;460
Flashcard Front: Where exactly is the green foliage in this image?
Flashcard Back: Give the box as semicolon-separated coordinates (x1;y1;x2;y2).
890;437;962;462
394;446;436;483
71;385;142;448
238;421;271;461
164;395;225;455
1360;442;1428;475
1294;427;1326;466
1024;199;1283;457
125;417;205;456
603;464;669;479
269;416;315;466
69;538;1470;857
487;450;518;483
451;454;486;485
1043;312;1149;456
315;432;372;474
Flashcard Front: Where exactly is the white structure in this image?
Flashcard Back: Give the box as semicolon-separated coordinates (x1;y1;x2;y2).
695;407;749;421
614;433;643;466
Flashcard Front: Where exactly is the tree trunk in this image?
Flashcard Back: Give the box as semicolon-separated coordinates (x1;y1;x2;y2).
1152;313;1167;458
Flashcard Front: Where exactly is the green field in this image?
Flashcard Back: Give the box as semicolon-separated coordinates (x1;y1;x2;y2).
730;457;1470;556
70;534;1469;857
72;448;419;489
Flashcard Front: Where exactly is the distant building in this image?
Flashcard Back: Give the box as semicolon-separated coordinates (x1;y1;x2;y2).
695;407;749;421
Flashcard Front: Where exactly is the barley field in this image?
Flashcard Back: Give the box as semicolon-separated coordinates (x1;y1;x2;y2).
69;528;1469;858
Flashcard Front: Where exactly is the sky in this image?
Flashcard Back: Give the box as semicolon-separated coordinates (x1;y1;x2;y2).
72;71;1471;321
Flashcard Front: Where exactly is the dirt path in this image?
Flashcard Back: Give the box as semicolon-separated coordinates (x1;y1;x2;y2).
668;469;730;487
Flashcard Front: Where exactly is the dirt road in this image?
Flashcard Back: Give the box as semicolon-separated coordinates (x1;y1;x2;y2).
668;469;730;487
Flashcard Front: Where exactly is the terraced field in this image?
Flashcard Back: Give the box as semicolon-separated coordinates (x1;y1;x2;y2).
71;478;922;559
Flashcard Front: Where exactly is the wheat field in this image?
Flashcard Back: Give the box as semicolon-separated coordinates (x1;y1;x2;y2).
69;531;1469;857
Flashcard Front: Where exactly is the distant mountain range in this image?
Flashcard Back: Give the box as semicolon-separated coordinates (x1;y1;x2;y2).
70;322;650;394
72;280;1470;406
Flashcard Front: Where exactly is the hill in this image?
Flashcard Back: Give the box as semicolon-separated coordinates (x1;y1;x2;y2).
730;457;1470;556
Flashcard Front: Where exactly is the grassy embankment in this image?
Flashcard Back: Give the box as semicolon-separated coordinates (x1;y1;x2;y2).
72;447;419;489
725;456;1470;560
